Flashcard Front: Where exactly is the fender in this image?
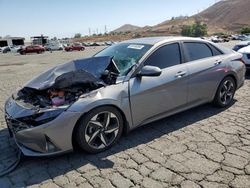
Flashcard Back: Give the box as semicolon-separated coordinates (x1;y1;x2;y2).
67;83;133;130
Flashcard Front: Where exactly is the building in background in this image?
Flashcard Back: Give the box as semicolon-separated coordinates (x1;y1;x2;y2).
31;35;49;45
0;37;25;47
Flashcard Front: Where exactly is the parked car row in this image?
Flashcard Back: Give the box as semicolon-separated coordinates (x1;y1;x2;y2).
82;41;114;46
44;43;64;51
0;43;85;55
202;34;250;43
232;34;250;41
0;45;23;53
0;40;116;55
64;43;85;51
233;41;250;70
19;45;46;55
202;36;230;43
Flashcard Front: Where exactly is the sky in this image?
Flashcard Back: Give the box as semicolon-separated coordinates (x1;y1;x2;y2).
0;0;218;39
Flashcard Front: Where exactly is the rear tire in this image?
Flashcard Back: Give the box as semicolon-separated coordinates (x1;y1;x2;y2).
75;106;123;153
213;77;236;108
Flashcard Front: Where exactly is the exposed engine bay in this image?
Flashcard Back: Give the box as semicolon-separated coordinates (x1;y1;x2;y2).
13;56;120;109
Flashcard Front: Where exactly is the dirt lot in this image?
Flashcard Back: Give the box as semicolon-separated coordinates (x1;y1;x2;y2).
0;42;250;188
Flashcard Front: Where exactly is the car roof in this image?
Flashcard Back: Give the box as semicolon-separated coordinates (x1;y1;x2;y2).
121;36;232;54
235;41;250;46
238;45;250;53
121;36;208;45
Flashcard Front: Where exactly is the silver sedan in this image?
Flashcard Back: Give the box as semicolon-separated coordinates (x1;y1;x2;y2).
5;37;246;156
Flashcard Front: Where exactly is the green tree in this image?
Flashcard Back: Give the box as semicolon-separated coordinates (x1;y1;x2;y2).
241;27;250;34
181;25;193;36
74;33;82;38
192;21;208;37
132;33;141;38
181;21;208;37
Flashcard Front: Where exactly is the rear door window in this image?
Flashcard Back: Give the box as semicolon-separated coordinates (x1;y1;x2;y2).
183;42;213;62
209;44;223;56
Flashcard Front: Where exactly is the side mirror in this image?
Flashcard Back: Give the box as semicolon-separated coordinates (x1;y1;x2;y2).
137;65;162;77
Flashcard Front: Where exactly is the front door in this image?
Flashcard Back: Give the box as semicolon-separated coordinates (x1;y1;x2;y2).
129;43;189;126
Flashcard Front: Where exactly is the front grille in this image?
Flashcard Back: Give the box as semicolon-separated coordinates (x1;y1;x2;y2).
5;114;29;133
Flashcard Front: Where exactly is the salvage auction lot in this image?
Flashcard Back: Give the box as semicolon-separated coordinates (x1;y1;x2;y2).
0;44;250;188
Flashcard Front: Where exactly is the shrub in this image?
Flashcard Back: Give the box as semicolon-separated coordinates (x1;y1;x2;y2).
181;21;208;37
74;33;82;38
241;27;250;34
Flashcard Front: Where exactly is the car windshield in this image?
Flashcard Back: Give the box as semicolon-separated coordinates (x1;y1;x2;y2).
95;43;152;76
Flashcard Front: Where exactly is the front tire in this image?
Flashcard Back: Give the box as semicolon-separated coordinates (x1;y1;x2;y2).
213;77;236;108
75;106;123;153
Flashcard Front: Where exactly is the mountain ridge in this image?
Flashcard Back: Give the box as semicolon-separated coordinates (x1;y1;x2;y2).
112;0;250;35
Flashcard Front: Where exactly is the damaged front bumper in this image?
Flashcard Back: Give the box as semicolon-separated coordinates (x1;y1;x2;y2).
4;97;82;157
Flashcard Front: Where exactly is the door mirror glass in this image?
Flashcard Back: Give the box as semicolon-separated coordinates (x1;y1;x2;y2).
137;65;162;77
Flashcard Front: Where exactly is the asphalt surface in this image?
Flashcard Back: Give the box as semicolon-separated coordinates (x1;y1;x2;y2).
0;43;249;188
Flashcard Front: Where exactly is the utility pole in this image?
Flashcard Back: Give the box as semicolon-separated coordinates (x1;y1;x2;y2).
104;25;107;34
89;28;91;36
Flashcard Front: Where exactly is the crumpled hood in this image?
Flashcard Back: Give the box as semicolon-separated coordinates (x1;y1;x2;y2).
25;56;112;90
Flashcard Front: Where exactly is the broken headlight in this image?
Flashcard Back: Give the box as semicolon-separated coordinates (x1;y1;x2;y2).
19;107;67;126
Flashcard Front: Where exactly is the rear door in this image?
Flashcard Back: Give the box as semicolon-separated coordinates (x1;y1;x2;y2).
182;42;224;106
129;43;189;126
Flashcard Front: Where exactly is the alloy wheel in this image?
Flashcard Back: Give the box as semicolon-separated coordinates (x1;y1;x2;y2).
84;111;120;149
219;80;235;105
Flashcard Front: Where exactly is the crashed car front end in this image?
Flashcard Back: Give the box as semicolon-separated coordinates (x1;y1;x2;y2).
4;56;120;156
5;98;82;156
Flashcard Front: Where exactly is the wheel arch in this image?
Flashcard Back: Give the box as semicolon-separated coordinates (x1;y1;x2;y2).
212;73;238;101
71;104;129;150
224;73;238;88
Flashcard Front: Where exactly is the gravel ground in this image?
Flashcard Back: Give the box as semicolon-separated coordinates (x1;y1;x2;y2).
0;43;249;188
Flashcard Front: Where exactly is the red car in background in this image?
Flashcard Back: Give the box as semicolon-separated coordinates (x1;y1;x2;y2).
19;45;45;55
65;43;85;52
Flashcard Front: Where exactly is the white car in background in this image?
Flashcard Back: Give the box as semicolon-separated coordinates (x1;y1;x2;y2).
238;46;250;70
233;41;250;51
1;45;23;53
45;43;63;51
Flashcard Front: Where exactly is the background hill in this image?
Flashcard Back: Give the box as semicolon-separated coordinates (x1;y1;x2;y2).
78;0;250;42
196;0;250;32
138;0;250;35
113;0;250;35
112;24;141;33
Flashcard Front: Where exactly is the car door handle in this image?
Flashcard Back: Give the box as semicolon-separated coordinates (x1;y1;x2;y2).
175;71;186;78
214;60;222;66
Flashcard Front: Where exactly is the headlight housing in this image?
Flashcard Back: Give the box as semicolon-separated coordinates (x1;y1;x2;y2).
18;107;67;126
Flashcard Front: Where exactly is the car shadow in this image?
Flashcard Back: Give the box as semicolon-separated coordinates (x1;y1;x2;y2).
0;100;236;186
